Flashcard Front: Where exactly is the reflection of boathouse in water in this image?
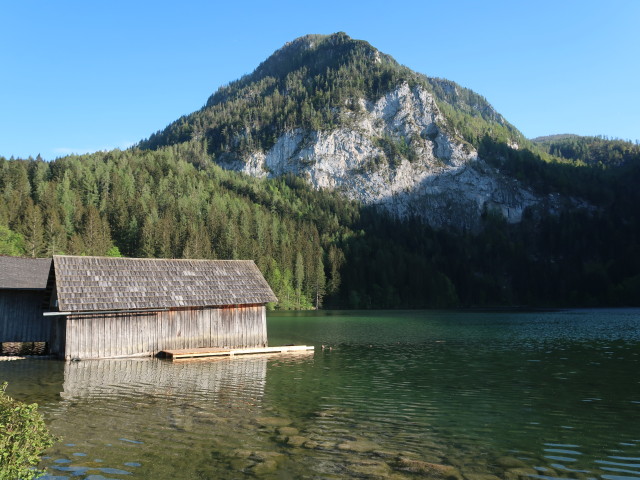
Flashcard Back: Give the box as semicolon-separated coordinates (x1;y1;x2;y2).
45;255;278;360
52;357;269;456
60;357;267;402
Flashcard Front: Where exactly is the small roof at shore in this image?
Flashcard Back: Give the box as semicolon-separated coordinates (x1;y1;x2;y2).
52;255;277;312
0;256;52;290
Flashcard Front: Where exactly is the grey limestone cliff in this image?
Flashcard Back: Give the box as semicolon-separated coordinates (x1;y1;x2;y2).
217;82;553;230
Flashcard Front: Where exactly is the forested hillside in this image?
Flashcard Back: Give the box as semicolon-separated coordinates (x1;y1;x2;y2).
0;146;353;309
2;140;639;308
532;134;640;168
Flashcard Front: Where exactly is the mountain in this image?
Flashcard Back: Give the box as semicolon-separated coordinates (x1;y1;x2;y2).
2;33;640;309
139;33;562;230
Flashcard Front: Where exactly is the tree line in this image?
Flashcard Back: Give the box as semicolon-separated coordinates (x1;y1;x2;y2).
532;134;640;168
0;144;354;309
2;135;639;309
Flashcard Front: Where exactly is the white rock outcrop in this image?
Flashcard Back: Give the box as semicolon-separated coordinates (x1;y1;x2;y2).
217;83;550;229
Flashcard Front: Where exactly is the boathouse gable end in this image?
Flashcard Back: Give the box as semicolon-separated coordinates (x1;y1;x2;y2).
0;257;52;291
0;257;52;348
48;256;276;360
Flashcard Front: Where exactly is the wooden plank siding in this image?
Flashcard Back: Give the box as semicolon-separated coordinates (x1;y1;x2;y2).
49;317;66;357
57;304;268;360
0;290;51;342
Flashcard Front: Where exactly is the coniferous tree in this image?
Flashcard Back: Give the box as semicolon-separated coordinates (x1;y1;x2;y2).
20;200;45;258
295;251;304;309
315;254;326;309
80;205;114;256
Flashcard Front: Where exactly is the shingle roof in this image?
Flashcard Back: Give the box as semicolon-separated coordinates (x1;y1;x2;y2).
0;256;52;290
52;256;278;312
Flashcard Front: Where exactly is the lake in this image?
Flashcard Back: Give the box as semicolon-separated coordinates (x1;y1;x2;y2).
1;309;639;479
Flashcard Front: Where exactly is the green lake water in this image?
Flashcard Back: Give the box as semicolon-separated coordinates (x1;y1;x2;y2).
1;309;639;479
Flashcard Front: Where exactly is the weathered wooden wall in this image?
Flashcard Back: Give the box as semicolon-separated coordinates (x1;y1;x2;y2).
55;304;268;360
0;290;50;342
49;316;66;358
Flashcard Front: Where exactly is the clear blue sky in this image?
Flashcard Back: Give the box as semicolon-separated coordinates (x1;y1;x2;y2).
2;0;638;160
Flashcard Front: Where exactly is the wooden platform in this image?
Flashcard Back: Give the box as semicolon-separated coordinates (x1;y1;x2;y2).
160;345;314;360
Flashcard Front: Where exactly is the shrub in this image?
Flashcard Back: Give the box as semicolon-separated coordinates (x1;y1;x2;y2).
0;383;54;480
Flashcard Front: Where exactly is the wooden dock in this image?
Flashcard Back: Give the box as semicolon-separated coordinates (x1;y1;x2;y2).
160;345;314;360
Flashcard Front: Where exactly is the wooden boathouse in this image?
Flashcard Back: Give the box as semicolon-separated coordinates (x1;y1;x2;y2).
45;255;278;360
0;256;52;354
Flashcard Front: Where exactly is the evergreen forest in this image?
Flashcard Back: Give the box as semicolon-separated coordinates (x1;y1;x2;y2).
2;135;639;309
2;33;639;309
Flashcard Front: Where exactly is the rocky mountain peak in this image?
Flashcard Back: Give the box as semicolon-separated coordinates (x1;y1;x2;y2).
139;33;562;230
217;81;554;230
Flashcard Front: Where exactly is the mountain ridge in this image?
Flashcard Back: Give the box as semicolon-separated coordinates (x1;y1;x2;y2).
141;32;524;154
139;32;552;229
532;134;640;168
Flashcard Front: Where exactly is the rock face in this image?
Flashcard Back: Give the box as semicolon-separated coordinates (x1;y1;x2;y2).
218;82;550;230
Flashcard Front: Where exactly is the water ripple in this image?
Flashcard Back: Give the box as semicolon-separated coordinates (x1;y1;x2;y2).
9;309;638;479
545;455;579;462
545;448;583;455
